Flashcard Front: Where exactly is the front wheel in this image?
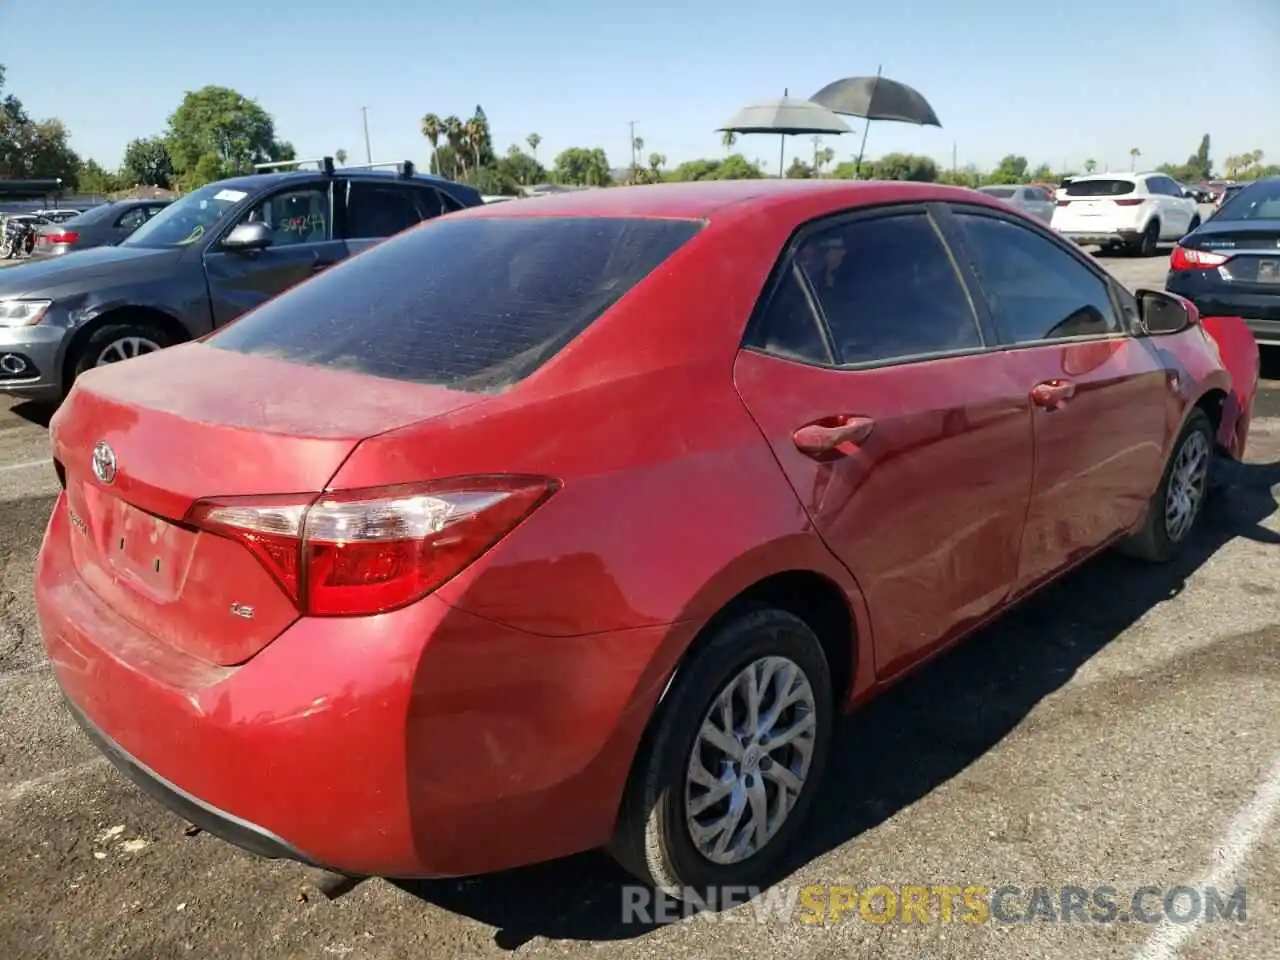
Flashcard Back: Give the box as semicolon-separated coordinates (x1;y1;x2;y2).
68;322;174;395
1118;408;1214;562
609;607;834;900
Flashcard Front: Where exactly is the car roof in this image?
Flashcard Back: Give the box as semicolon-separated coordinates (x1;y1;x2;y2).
1068;172;1141;182
450;178;1012;224
212;168;474;194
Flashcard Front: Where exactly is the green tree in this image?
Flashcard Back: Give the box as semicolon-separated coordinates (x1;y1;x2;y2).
498;145;545;186
78;159;120;195
985;154;1029;184
335;148;348;165
870;152;938;182
553;146;611;186
165;86;293;188
0;66;80;185
526;132;542;165
786;157;814;179
120;136;173;188
1083;158;1097;174
420;114;442;173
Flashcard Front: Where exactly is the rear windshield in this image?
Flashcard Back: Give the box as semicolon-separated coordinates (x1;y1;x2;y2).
63;204;119;225
1065;179;1136;197
207;215;703;392
1214;179;1280;221
979;187;1016;199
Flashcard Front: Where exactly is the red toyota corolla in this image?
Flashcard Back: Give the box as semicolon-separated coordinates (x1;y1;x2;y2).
36;180;1259;896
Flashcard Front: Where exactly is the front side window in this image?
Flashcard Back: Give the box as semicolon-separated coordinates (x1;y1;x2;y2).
237;186;330;246
955;212;1122;343
795;212;983;365
115;207;149;230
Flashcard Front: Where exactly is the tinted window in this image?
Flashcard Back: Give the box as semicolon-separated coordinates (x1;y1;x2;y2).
980;187;1017;199
61;204;118;226
237;186;330;245
1066;179;1136;197
1215;178;1280;220
752;266;830;363
207;216;702;392
345;182;421;238
956;213;1121;342
796;213;982;364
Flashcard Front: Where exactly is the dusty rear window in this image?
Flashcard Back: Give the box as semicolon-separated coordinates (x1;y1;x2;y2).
979;187;1017;199
207;215;703;392
1065;179;1136;197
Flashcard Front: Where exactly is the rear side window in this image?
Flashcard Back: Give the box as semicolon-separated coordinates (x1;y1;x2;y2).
344;182;422;239
980;188;1017;199
207;216;702;392
797;212;983;364
1066;179;1136;197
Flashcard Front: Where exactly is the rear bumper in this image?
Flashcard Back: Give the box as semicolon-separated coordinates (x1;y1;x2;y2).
36;492;677;878
1164;274;1280;345
1057;228;1141;246
63;694;324;868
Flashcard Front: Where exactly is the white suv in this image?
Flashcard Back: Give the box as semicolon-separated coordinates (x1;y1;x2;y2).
1051;172;1201;256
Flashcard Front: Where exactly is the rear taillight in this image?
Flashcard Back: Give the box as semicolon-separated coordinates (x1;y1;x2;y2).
1114;199;1144;207
44;231;79;244
1170;245;1229;271
187;476;559;616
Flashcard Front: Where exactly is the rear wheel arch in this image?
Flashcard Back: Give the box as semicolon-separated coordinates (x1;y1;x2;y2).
61;306;191;389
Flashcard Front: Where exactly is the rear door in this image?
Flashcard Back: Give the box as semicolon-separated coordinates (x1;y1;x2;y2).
733;204;1035;679
941;203;1172;595
203;180;347;327
340;180;452;256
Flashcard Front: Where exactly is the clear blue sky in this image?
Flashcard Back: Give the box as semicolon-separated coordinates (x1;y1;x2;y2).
4;0;1277;176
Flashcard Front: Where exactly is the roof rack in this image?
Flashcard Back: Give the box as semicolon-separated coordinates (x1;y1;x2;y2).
253;156;337;175
338;160;418;179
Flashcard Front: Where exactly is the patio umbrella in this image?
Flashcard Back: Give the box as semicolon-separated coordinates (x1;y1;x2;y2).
809;67;941;176
718;90;852;176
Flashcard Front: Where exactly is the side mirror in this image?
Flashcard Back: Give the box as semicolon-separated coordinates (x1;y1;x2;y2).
1137;288;1198;336
221;221;272;252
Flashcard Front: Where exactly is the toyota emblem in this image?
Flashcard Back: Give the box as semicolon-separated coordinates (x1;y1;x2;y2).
91;441;117;485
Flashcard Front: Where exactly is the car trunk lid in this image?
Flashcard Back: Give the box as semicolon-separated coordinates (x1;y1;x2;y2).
50;342;483;665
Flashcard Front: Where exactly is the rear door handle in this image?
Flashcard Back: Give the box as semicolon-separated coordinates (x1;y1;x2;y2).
793;415;875;459
1030;379;1076;409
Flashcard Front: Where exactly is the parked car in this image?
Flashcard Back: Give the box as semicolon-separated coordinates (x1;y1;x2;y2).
1166;175;1280;348
33;199;170;257
37;180;1258;895
0;157;482;402
34;208;83;224
976;184;1055;223
1051;172;1201;255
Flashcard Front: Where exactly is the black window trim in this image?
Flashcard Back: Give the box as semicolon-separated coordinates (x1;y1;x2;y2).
741;201;999;373
207;179;336;248
936;201;1139;348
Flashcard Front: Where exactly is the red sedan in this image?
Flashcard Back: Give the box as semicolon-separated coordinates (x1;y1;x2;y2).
37;179;1259;896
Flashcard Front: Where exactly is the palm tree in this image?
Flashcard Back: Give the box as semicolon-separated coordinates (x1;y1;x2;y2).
649;152;666;181
722;130;738;153
334;149;348;165
632;136;645;184
1129;147;1141;171
464;117;484;173
1084;158;1097;174
443;115;465;178
526;132;541;166
420;114;442;175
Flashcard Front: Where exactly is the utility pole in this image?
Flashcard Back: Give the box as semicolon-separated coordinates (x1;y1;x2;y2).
361;106;372;163
952;141;957;177
628;120;637;184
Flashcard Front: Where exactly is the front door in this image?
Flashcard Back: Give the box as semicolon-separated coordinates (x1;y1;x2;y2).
734;206;1035;679
203;181;348;328
943;205;1171;594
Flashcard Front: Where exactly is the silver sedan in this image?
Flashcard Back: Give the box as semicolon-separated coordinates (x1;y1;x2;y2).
976;184;1056;224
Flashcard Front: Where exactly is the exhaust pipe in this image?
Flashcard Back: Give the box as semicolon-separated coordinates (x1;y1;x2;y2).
0;354;28;375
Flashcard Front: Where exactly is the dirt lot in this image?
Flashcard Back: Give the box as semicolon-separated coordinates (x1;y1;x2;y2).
1;245;1278;960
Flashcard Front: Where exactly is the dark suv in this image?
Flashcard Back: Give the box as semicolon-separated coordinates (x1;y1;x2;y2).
0;158;483;402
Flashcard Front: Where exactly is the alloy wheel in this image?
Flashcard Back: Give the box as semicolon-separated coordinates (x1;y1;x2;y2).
1165;429;1210;543
684;655;817;865
95;336;161;367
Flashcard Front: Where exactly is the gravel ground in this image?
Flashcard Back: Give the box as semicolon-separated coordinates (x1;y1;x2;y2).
1;238;1278;960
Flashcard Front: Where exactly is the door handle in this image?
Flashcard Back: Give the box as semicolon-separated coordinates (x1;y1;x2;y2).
793;415;875;459
311;260;335;273
1030;379;1076;409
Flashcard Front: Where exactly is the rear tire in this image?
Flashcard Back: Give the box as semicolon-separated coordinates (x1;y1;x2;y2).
1118;408;1213;562
609;607;834;901
1134;220;1160;257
